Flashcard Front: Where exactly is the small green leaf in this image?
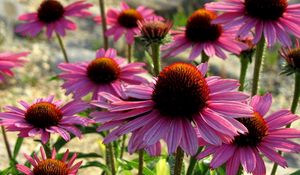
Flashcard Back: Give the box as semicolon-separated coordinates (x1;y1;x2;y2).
118;159;155;175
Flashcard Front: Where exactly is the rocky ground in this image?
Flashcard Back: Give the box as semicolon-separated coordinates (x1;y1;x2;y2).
0;0;300;174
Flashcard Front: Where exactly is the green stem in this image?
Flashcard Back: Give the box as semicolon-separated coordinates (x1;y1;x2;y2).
201;52;209;63
42;142;52;158
238;55;249;91
151;43;161;76
138;150;144;175
127;44;132;63
251;37;265;96
119;135;126;159
107;142;116;175
186;147;203;175
270;72;300;175
174;147;184;175
1;126;12;160
56;33;69;63
99;0;108;50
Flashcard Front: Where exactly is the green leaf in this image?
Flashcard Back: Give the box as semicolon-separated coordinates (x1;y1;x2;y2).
56;152;102;160
118;159;155;175
0;167;12;175
291;169;300;175
80;161;111;174
53;125;100;151
193;161;209;175
13;138;24;159
48;75;60;81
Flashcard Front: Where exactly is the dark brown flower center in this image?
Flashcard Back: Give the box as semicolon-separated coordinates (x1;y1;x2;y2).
234;112;268;147
140;20;171;40
152;63;209;119
87;58;121;84
25;102;63;128
287;48;300;69
244;0;288;20
33;159;68;175
37;0;65;23
118;9;143;28
185;9;222;43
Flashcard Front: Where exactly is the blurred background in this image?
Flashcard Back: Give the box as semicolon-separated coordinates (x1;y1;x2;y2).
0;0;299;174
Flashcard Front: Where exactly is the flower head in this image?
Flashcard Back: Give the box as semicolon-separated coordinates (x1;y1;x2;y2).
92;62;253;155
163;9;246;60
198;94;300;175
0;96;91;144
0;52;28;82
17;146;82;175
59;48;149;100
138;17;172;46
103;1;158;44
281;40;300;75
16;0;92;38
205;0;300;47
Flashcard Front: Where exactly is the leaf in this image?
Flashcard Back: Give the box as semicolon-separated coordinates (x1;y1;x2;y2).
193;161;210;175
118;159;155;175
80;161;111;174
0;167;12;175
291;169;300;175
56;152;102;160
53;125;101;151
48;75;60;81
13;138;24;159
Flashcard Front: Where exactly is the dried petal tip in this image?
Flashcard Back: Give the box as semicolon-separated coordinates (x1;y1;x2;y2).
138;18;172;46
237;37;255;61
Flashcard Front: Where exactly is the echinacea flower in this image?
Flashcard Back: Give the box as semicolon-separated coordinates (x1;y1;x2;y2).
0;96;91;144
198;94;300;175
280;40;300;75
17;146;82;175
91;92;162;156
16;0;92;38
163;9;246;60
101;1;157;44
205;0;300;47
0;52;28;82
92;62;253;155
138;17;172;46
58;48;149;100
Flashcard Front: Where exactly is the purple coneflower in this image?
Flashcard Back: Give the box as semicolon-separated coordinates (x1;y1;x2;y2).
198;94;300;175
163;9;246;60
92;62;253;155
205;0;300;46
0;96;91;144
0;52;28;82
58;48;149;100
17;146;82;175
16;0;92;38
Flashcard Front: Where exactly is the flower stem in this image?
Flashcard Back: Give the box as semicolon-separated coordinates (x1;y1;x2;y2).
119;135;126;159
201;52;209;63
56;32;69;63
238;55;249;91
251;37;265;96
138;150;144;175
174;147;184;175
99;0;108;50
127;44;133;63
270;72;300;175
151;43;161;76
186;147;203;175
1;126;12;160
107;142;116;175
42;141;52;158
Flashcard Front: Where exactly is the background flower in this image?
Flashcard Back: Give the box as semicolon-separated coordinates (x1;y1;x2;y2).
0;52;28;82
16;0;92;38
